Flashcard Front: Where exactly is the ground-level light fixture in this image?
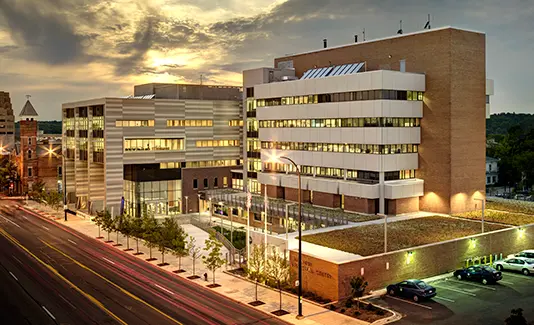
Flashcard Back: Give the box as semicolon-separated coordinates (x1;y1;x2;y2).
406;251;414;265
518;228;525;238
470;238;477;248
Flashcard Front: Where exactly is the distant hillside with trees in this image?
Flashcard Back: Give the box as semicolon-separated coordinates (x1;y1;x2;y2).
15;120;62;137
487;113;534;137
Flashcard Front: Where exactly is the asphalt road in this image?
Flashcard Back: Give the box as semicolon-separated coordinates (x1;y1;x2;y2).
369;274;534;324
0;200;288;325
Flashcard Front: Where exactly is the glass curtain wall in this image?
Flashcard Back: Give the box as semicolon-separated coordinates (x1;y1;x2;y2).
123;179;182;217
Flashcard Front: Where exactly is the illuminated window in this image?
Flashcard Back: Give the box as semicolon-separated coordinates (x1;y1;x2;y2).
223;177;228;188
195;140;240;147
124;138;184;152
229;120;244;127
116;120;154;127
167;120;213;127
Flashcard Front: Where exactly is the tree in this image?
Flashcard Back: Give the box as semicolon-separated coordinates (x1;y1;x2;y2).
93;210;105;239
0;160;19;194
113;213;125;246
45;191;63;211
202;233;226;285
119;214;133;251
170;223;188;272
186;236;202;277
100;209;115;243
29;179;46;202
130;216;144;255
505;308;528;325
349;276;368;310
245;243;266;303
142;213;159;261
265;246;290;312
157;218;184;266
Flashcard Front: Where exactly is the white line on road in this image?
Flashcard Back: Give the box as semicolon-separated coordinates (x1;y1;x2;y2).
68;239;77;245
12;255;23;265
9;271;18;281
22;216;28;220
42;306;56;320
0;215;21;228
500;280;514;285
433;296;455;303
385;295;433;310
42;225;50;231
102;257;115;265
154;283;175;295
58;294;77;310
447;279;496;291
502;272;533;279
432;284;476;296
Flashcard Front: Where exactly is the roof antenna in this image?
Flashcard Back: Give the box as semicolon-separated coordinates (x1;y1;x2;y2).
200;74;203;85
424;14;431;29
397;20;403;34
363;28;366;41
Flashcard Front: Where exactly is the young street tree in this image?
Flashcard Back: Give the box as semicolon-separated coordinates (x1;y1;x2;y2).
113;213;125;246
186;235;202;277
202;233;226;285
45;191;62;212
93;210;105;239
120;214;134;251
157;218;184;266
142;213;159;261
101;209;115;243
265;246;290;312
246;243;266;303
171;228;188;273
130;216;144;255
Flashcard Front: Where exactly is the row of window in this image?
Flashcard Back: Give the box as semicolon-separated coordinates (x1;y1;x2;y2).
160;159;239;169
192;177;228;190
261;141;419;154
259;117;421;129
167;120;243;127
195;140;240;147
116;120;155;127
265;162;416;182
124;138;184;152
256;90;424;107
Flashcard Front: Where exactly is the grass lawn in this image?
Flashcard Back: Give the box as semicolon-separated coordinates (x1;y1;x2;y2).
486;198;534;215
453;209;534;226
301;216;507;256
345;214;381;223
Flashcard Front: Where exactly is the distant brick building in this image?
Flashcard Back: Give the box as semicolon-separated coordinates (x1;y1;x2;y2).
15;98;62;193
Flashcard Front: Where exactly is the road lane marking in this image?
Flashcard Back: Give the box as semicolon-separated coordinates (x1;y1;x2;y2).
22;216;28;220
447;279;496;291
500;280;514;285
102;257;115;265
0;228;128;325
42;225;50;231
42;306;56;320
9;271;18;281
154;283;175;295
0;215;21;228
58;294;77;310
433;296;455;303
41;240;183;325
432;284;477;296
68;239;77;245
386;295;433;310
12;255;23;265
502;272;533;279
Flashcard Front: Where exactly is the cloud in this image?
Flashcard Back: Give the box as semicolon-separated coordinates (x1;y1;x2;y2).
0;0;92;65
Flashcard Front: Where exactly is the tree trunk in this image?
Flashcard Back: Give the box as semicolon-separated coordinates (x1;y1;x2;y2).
162;250;165;264
213;270;216;284
116;231;119;244
126;236;130;250
136;238;139;254
98;225;101;238
193;258;196;275
107;231;110;241
149;247;152;259
279;281;282;311
255;281;258;301
178;256;182;270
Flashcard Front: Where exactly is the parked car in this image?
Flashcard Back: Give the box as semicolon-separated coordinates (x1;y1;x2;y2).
386;279;436;302
508;250;534;259
495;257;534;276
453;265;502;284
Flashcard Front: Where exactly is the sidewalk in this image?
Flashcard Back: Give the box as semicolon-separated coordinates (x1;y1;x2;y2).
23;202;370;325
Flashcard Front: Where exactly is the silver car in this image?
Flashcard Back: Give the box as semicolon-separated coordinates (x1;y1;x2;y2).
494;257;534;275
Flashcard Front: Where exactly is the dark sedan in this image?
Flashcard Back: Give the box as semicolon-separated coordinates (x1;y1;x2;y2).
453;265;502;284
386;279;437;302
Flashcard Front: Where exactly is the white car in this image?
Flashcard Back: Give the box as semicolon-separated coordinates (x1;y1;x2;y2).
494;257;534;275
507;250;534;259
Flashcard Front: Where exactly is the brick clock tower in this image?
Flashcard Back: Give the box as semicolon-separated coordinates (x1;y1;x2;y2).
19;95;39;193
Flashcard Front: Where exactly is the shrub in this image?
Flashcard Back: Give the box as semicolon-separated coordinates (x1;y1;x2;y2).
354;311;361;316
366;303;376;311
487;198;534;215
340;308;346;314
329;304;336;311
345;299;353;308
376;309;386;316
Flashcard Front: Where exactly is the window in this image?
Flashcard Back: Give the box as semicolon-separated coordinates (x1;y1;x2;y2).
492;176;496;183
195;140;240;147
124;138;184;152
214;177;218;188
487;177;491;183
223;177;228;188
116;120;154;127
28;137;32;145
58;166;62;178
204;178;208;188
27;150;32;159
193;179;198;189
167;120;213;127
27;167;32;177
486;95;490;104
228;120;243;127
259;118;420;128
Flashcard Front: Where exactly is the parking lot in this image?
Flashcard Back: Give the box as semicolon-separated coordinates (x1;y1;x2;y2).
367;272;534;324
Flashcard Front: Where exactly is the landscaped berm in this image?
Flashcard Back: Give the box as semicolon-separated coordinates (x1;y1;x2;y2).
302;216;507;256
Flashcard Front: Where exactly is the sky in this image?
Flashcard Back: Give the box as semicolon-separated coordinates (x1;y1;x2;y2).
0;0;533;120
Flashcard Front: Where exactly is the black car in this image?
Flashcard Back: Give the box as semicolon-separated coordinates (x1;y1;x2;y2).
453;265;502;284
386;279;437;302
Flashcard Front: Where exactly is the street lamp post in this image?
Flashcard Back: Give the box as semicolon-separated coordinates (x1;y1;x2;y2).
185;196;189;214
276;156;303;319
474;198;485;233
